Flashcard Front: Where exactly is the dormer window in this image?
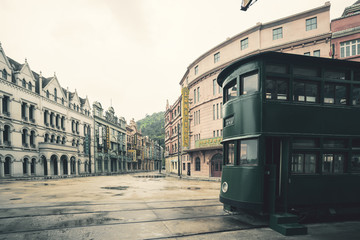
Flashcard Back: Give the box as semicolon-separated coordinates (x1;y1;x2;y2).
46;90;49;98
62;98;64;105
2;69;7;79
28;82;32;90
54;88;57;101
22;79;26;88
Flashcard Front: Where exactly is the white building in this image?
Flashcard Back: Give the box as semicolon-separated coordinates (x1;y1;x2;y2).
0;43;94;178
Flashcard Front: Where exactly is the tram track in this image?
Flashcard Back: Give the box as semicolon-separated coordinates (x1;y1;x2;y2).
0;203;266;239
0;203;223;220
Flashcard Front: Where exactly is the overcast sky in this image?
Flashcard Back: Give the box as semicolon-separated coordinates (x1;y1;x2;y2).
0;0;355;122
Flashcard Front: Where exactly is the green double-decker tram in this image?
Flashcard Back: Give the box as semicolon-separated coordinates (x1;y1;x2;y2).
217;52;360;235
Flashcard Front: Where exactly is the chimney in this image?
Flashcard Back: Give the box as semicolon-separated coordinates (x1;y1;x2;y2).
39;71;43;95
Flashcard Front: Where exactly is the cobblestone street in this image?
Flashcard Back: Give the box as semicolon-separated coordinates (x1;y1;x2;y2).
0;173;359;240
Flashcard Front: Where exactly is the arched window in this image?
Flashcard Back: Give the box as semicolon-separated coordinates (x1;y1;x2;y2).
28;82;32;91
4;125;11;145
4;157;11;175
61;116;65;130
51;134;55;143
46;90;49;98
62;137;66;145
22;129;28;147
56;136;61;144
2;69;7;80
44;133;49;142
62;98;64;105
22;79;26;88
30;130;35;147
195;157;201;171
72;139;75;146
54;88;57;101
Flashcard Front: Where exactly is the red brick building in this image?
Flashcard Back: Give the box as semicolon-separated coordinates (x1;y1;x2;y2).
331;1;360;61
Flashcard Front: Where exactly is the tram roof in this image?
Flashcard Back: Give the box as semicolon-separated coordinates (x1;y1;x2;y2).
217;51;360;86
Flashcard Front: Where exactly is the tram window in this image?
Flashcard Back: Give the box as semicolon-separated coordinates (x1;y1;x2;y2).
324;70;350;80
355;71;360;81
352;86;360;106
291;153;317;174
225;142;235;165
238;139;258;166
292;138;319;148
352;139;360;149
351;154;360;172
322;154;344;174
323;139;347;148
265;78;288;100
266;64;288;74
293;81;319;103
225;79;237;102
324;84;347;105
293;66;320;77
242;72;258;95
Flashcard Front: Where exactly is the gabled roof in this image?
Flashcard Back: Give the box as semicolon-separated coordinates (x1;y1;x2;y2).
7;58;23;71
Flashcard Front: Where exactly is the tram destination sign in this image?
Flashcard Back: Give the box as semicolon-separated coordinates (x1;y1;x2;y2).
224;116;234;127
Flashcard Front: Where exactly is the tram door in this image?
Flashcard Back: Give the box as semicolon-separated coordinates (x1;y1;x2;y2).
264;137;282;213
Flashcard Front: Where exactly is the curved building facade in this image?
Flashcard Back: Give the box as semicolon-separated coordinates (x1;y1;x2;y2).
166;2;332;178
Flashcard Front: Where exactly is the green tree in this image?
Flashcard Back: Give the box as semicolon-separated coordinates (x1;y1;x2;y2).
136;112;165;148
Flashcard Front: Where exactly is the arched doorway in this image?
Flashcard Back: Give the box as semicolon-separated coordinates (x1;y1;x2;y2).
211;153;223;177
42;156;48;176
4;157;11;175
23;157;29;175
50;155;58;175
70;157;76;174
31;158;36;175
61;155;68;175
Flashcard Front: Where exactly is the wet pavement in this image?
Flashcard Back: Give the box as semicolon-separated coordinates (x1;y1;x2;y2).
0;172;359;239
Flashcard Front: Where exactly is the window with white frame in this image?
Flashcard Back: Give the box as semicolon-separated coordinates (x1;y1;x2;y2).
306;17;317;31
214;52;220;63
340;39;360;58
241;38;248;50
272;27;283;40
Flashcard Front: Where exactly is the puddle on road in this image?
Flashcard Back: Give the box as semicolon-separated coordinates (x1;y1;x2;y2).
113;193;124;196
9;198;22;201
134;175;165;178
163;186;202;191
101;186;129;191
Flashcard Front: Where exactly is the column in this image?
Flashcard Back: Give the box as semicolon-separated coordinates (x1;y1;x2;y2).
75;160;78;175
125;155;128;172
116;157;119;173
0;161;4;177
57;160;60;176
27;160;31;176
101;158;105;173
24;103;29;120
0;96;3;115
47;159;51;176
67;160;71;176
46;111;50;125
0;126;3;145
